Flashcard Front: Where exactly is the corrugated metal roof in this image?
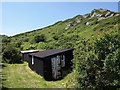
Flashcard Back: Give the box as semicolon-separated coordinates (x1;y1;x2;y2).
29;48;73;58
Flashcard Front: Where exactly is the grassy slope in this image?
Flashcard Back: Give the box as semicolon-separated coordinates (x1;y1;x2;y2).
10;15;119;47
2;62;76;88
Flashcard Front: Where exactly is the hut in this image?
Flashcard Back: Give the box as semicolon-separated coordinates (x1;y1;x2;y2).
21;50;39;62
28;48;74;80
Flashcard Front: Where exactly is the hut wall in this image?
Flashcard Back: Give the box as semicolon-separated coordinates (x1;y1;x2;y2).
29;55;44;76
28;49;74;80
22;53;29;62
64;50;73;69
43;57;52;80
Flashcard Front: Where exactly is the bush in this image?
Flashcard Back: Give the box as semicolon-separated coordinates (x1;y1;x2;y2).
75;34;120;90
53;35;59;40
3;45;22;64
21;42;36;50
61;42;74;48
15;42;22;48
34;34;46;43
2;35;11;44
37;42;46;50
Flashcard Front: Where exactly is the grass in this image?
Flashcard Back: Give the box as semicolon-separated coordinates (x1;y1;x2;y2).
0;64;2;89
2;62;76;88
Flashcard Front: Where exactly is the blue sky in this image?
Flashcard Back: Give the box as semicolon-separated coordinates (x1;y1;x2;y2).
2;2;119;36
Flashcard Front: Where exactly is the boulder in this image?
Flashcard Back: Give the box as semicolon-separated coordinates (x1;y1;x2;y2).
65;22;74;30
115;14;120;16
75;17;81;23
86;22;90;25
83;14;89;18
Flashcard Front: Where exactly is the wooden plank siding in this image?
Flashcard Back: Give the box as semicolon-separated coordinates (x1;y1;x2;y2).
22;49;74;80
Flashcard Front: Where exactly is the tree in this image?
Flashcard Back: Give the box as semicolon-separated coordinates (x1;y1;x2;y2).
3;45;22;64
34;34;46;43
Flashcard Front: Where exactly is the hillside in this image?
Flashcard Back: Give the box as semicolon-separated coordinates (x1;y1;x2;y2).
2;8;119;51
2;8;120;89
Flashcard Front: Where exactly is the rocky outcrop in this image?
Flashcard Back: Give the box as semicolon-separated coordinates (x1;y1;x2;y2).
65;8;120;29
83;14;90;18
115;14;119;16
65;16;82;30
105;12;111;17
85;8;120;19
65;22;74;30
75;17;81;23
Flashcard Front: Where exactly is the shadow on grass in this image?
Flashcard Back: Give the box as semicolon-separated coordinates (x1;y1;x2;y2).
2;64;6;68
9;61;24;64
45;68;73;81
2;86;8;90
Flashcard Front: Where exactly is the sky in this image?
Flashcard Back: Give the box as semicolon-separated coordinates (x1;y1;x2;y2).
1;2;119;36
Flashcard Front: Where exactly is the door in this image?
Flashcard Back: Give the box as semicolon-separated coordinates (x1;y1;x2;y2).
51;55;62;79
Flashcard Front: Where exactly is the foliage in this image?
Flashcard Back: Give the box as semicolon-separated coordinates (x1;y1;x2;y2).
2;35;11;45
15;42;22;48
37;42;46;50
53;35;59;40
21;42;36;50
3;45;22;64
75;34;120;90
34;34;46;43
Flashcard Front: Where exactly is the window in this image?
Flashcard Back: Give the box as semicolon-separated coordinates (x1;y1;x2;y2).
51;56;61;79
61;55;65;67
57;55;60;64
32;56;34;65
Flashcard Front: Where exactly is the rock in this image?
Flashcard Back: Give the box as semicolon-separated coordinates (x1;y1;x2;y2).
90;8;114;19
109;13;114;17
86;22;90;25
65;16;81;30
91;12;101;18
86;21;96;25
65;9;120;29
83;14;89;18
92;8;108;13
98;8;108;12
105;12;111;17
65;22;74;30
98;17;106;21
75;17;81;23
114;13;119;16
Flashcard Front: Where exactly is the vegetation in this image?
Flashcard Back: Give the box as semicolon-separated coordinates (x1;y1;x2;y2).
2;62;76;88
75;33;120;89
2;45;22;64
34;34;46;43
2;35;11;44
1;9;120;88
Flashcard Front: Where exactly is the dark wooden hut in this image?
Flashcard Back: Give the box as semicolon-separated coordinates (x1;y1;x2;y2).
21;50;39;62
28;48;74;80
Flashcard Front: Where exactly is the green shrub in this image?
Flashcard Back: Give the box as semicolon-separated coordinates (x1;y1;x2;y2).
2;35;11;44
3;45;22;64
37;42;46;50
53;35;59;40
21;42;36;50
75;34;120;90
34;34;46;43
